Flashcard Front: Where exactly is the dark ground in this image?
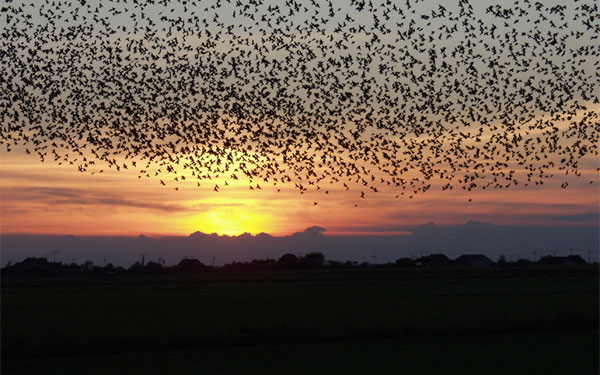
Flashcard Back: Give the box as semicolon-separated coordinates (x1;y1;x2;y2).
2;267;598;374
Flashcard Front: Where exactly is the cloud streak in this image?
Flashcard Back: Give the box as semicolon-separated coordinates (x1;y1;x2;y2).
2;186;192;213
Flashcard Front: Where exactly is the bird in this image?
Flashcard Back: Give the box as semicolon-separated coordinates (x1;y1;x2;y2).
0;0;597;200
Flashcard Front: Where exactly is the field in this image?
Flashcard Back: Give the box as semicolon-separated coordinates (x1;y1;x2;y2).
2;267;598;374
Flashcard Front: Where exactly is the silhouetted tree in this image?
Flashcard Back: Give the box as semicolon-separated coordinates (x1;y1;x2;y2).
144;261;163;274
176;258;206;273
129;261;144;272
277;253;299;269
250;258;276;270
326;260;343;269
300;252;325;269
4;257;54;276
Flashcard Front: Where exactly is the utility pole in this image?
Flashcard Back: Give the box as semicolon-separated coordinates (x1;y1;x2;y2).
568;248;575;256
50;251;59;263
138;253;148;266
533;250;538;261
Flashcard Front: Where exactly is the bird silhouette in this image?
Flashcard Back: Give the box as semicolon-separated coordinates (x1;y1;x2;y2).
0;0;597;201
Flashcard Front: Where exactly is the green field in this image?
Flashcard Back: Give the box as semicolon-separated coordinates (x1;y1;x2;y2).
2;268;598;374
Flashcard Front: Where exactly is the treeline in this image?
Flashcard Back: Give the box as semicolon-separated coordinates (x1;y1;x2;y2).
1;252;593;278
1;252;329;277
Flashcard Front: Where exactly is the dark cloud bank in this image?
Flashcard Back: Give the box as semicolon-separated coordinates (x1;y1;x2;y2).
1;221;598;267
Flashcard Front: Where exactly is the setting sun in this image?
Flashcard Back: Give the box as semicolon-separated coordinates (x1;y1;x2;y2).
188;206;273;236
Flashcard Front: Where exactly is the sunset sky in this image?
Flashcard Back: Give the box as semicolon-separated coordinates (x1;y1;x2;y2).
1;0;598;242
1;146;597;237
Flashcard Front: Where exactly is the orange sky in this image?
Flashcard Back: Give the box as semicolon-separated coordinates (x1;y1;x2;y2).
1;147;598;237
1;1;598;238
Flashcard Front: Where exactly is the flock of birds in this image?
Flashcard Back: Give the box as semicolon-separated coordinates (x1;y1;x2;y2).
1;0;598;200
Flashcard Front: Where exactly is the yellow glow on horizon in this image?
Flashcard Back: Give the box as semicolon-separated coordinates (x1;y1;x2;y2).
186;206;273;236
1;143;598;237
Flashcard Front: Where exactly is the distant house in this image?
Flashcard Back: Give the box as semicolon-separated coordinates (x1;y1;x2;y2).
454;254;492;267
537;255;587;266
415;254;451;266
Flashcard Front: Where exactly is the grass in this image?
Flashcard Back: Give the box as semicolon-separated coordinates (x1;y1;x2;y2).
3;331;598;375
2;268;598;374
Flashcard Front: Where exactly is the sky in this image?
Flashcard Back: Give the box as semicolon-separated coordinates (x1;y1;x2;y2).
1;147;597;238
1;0;599;263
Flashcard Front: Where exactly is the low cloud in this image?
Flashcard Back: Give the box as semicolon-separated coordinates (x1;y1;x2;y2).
553;212;599;222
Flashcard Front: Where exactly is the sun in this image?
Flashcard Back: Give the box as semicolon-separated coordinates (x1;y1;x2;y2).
189;206;271;236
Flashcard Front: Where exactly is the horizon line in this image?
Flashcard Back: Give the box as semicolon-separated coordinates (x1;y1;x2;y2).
1;219;599;238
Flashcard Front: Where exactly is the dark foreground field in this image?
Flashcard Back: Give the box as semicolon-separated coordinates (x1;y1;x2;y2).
2;267;598;374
